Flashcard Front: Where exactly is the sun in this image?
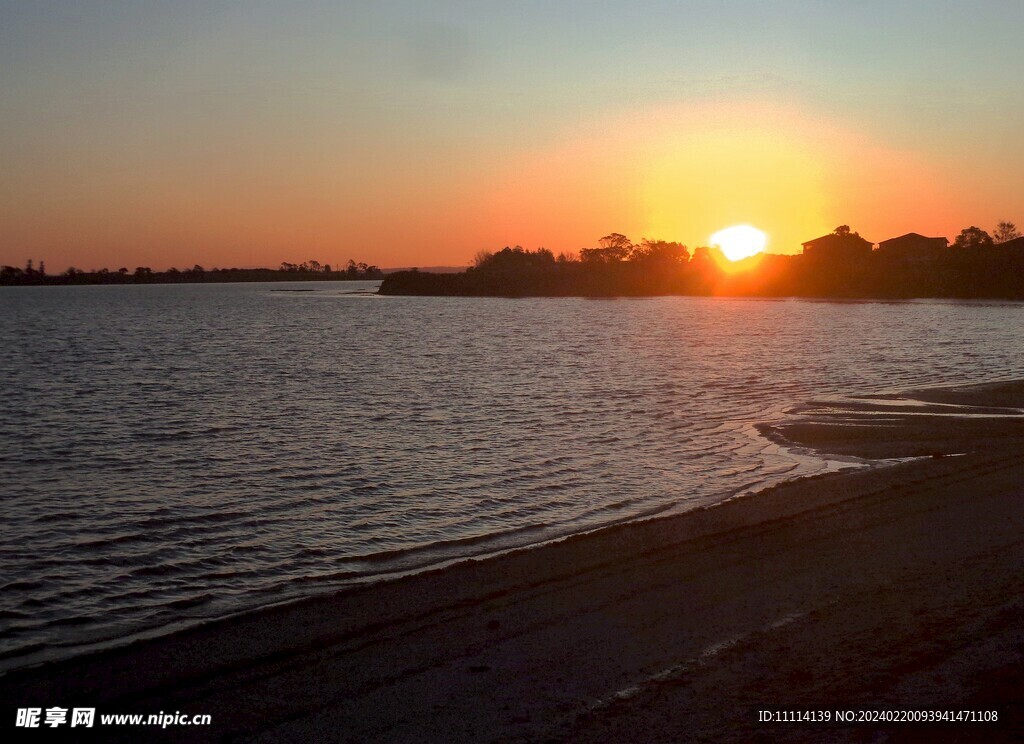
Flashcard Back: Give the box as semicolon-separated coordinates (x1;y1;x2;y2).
710;225;768;261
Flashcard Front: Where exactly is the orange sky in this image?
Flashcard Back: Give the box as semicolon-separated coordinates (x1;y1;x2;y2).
1;3;1022;272
0;95;1010;272
476;100;972;260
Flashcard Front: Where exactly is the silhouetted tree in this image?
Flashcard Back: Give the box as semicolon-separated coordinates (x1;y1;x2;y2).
472;246;556;273
689;246;716;267
0;266;24;283
830;224;868;239
630;239;689;265
581;233;633;263
994;221;1020;243
953;226;994;250
600;233;632;250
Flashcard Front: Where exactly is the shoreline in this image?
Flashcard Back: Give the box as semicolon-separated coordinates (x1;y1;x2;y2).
0;399;832;677
3;381;1023;741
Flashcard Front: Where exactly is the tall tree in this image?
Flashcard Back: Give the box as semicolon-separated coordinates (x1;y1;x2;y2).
952;226;994;249
630;239;690;265
993;221;1020;243
581;233;633;262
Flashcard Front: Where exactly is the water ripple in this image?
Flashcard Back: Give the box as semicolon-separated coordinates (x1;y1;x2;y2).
0;284;1022;671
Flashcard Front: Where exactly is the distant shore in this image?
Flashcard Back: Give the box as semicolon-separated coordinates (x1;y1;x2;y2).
0;266;384;286
379;244;1024;299
3;381;1023;741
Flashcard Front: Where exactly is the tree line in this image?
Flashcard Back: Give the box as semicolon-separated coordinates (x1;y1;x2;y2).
0;259;384;286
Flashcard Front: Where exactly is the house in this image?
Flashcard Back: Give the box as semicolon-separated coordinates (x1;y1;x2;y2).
876;233;948;260
801;230;874;259
997;236;1024;252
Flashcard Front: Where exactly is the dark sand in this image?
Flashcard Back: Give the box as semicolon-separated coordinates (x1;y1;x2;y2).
3;382;1024;742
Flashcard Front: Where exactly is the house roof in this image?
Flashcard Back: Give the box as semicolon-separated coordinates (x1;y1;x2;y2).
878;233;948;246
998;236;1024;249
802;232;874;248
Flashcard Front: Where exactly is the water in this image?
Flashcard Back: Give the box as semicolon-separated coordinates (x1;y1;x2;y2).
1;282;1022;672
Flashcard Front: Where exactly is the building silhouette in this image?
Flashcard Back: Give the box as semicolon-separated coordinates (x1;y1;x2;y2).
876;232;948;261
801;231;874;259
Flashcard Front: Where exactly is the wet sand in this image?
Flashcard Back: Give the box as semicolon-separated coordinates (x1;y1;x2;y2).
3;381;1024;742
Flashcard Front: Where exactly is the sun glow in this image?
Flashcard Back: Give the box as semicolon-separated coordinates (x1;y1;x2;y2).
710;225;768;261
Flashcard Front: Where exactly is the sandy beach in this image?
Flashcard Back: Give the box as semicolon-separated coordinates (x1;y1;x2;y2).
4;381;1024;742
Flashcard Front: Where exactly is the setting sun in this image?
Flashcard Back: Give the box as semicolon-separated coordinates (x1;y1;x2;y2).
710;225;767;261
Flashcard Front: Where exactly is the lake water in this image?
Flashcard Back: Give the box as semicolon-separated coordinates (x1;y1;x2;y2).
1;281;1022;672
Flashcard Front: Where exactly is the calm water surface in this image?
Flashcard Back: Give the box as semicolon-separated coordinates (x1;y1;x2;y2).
1;281;1022;671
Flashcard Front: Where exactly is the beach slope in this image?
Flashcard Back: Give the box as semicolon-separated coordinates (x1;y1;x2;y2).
3;382;1023;742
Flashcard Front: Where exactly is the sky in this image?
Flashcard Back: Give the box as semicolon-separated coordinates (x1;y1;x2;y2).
2;0;1023;271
